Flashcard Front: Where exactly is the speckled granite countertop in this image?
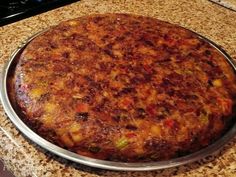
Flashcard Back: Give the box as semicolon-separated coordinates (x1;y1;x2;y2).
0;0;236;176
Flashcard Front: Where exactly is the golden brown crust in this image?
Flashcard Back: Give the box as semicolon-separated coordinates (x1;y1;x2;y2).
13;14;236;162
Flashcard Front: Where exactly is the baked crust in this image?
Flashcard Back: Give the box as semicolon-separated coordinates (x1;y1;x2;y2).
13;14;236;162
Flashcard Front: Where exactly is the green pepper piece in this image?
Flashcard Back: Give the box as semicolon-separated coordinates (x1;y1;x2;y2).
199;110;209;125
116;137;129;149
88;146;101;153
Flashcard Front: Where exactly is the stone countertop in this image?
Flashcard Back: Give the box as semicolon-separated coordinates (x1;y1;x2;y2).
0;0;236;176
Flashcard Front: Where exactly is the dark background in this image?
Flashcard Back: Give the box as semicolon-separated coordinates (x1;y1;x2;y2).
0;160;14;177
0;0;79;26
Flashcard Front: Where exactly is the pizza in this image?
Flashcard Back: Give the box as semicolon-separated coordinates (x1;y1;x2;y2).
11;13;236;162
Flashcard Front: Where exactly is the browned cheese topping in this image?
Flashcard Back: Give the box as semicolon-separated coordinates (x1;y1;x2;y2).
13;14;236;162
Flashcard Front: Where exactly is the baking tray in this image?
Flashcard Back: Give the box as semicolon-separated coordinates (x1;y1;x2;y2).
1;29;236;171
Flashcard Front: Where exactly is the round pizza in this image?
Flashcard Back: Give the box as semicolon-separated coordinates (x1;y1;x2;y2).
12;14;236;162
